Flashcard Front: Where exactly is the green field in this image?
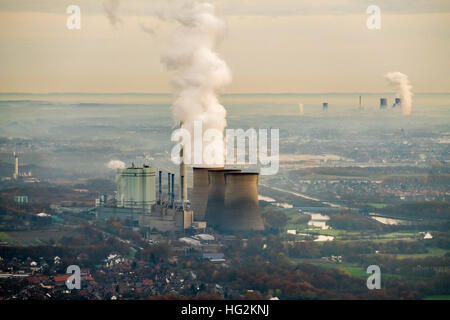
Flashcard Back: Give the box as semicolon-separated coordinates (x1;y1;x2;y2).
368;203;388;209
423;295;450;300
0;232;13;243
394;247;449;259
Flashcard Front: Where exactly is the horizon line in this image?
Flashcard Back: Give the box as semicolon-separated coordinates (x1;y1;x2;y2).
1;91;449;95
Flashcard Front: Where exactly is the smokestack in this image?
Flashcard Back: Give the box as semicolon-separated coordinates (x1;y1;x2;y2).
191;167;223;221
205;169;241;228
167;172;171;203
13;153;19;180
380;98;387;109
158;171;162;204
221;172;264;231
171;173;175;207
322;102;328;112
180;147;187;202
181;175;185;208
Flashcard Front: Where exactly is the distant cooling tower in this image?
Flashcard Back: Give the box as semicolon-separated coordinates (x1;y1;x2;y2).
205;169;241;228
192;167;223;221
322;102;328;111
221;172;264;231
393;97;401;108
380;98;387;109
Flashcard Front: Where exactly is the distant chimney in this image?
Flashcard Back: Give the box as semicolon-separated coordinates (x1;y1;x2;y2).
13;153;19;180
158;171;162;204
171;173;175;208
167;172;171;203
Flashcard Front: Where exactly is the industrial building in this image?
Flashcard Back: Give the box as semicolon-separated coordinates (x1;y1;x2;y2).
195;168;264;232
98;153;264;233
115;164;156;213
393;97;401;108
380;98;387;109
191;167;223;221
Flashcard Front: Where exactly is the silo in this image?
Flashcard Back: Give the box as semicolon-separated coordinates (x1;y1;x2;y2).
205;169;241;227
191;167;223;221
221;172;264;231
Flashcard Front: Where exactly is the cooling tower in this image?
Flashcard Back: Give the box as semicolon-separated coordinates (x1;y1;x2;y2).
191;167;223;221
380;98;387;109
322;102;328;111
205;169;241;228
221;173;264;231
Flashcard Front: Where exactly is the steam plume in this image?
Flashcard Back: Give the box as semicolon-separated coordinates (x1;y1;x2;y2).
298;103;304;115
103;0;122;27
385;72;413;115
161;1;231;165
107;160;126;170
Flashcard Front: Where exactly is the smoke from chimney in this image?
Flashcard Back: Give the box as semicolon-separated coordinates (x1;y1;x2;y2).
385;72;413;115
161;1;232;166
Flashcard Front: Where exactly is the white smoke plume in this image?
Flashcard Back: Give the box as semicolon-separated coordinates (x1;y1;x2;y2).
385;72;413;115
298;103;304;115
103;0;122;27
161;1;232;165
107;160;126;170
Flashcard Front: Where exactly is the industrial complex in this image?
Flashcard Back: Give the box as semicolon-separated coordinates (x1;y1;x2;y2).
96;156;264;234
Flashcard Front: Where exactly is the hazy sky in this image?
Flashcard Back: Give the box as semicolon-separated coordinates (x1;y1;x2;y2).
0;0;449;93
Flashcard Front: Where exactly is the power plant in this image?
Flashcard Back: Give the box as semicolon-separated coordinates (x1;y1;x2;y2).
380;98;387;109
393;97;402;108
99;157;264;233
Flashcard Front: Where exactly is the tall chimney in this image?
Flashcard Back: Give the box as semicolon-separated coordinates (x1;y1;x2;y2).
180;147;188;202
158;171;162;204
171;173;175;208
191;167;223;221
222;172;264;231
167;172;171;203
13;153;19;180
181;175;185;208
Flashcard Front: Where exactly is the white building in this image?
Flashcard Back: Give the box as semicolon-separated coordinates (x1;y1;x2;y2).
115;164;156;213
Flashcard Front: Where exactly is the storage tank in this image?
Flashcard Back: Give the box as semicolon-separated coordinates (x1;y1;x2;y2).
205;169;241;228
191;167;223;221
221;172;264;231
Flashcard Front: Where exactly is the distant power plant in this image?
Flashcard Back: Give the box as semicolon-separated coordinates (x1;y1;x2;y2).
380;98;387;109
393;97;402;108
